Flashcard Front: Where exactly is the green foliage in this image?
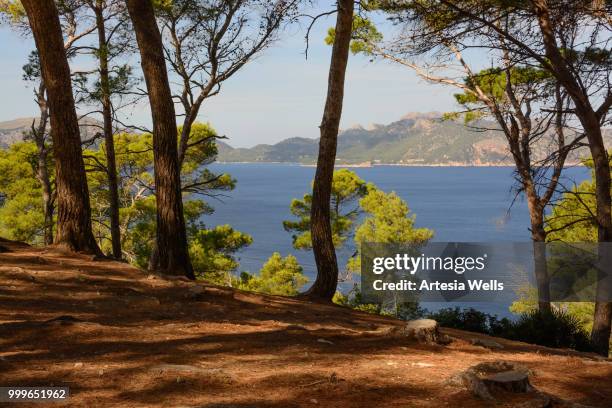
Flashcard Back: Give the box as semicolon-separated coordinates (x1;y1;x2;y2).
151;0;174;11
509;309;592;351
333;285;426;319
429;306;591;351
546;166;599;243
325;14;383;55
0;122;250;290
283;169;368;250
22;51;40;82
332;285;385;315
428;307;512;337
80;123;247;277
285;170;431;276
74;64;134;107
0;0;26;24
191;225;253;284
509;284;539;314
180;123;235;195
540;157;612;351
0;142;51;244
348;188;434;272
239;252;308;296
453;66;552;123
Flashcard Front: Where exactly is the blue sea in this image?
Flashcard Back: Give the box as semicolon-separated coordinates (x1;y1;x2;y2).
204;164;591;318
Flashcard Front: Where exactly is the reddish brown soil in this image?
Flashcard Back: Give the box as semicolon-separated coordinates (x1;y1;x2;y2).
0;239;610;407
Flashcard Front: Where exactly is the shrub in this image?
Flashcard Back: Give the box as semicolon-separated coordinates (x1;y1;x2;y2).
429;307;591;352
427;307;511;335
507;309;592;352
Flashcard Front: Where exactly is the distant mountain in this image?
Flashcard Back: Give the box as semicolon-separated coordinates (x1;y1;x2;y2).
2;113;607;166
0;117;102;147
218;113;607;166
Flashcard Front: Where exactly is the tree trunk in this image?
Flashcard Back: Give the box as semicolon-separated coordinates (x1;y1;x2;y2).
304;0;354;301
127;0;194;279
525;190;551;314
32;82;55;246
94;2;122;259
533;0;611;356
21;0;100;254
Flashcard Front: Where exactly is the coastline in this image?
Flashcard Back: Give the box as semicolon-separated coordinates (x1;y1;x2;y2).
215;161;587;168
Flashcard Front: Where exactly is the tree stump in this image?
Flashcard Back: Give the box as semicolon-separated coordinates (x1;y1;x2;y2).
449;361;532;400
389;319;448;344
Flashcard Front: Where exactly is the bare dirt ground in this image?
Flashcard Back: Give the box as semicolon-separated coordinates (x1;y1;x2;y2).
0;239;611;407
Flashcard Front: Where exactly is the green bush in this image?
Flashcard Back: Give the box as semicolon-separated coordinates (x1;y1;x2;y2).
427;307;512;335
507;309;591;352
428;307;591;352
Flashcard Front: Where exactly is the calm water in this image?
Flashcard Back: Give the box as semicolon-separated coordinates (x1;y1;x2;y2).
204;164;590;317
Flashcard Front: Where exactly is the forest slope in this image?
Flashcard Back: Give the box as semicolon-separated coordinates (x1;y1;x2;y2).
0;238;610;407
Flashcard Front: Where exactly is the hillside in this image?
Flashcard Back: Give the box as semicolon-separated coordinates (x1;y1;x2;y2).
218;113;606;166
0;238;610;407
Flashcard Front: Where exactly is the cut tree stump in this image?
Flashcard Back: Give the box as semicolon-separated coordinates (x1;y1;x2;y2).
389;319;449;344
405;319;440;343
449;361;532;400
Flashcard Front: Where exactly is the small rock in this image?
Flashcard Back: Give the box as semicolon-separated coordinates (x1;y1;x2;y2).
184;285;206;301
411;362;435;368
317;338;334;345
188;285;205;295
152;364;230;379
471;337;504;350
74;362;84;368
285;324;307;331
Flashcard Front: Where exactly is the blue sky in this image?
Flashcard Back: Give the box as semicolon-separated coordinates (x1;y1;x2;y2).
0;12;458;148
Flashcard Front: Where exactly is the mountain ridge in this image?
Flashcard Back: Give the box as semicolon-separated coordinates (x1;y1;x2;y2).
2;113;607;166
217;113;605;166
0;117;102;147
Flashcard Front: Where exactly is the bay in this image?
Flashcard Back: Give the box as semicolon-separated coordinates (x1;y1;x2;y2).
204;163;591;317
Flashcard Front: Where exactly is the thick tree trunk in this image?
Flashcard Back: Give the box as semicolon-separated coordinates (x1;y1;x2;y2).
21;0;100;254
533;0;611;355
127;0;194;279
304;0;354;301
94;2;122;259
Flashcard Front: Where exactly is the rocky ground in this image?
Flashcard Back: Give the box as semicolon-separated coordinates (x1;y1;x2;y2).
0;239;610;407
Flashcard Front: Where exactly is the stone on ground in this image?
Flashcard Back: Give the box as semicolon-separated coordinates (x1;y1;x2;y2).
470;337;504;350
